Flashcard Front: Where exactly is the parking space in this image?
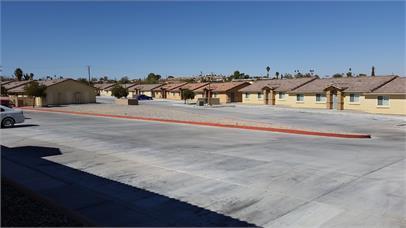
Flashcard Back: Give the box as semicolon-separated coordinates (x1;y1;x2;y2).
1;109;405;227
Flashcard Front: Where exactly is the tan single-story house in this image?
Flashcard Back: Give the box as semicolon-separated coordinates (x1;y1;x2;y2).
93;83;117;96
363;77;406;115
128;84;163;98
195;81;250;103
239;77;316;105
152;82;188;99
166;82;210;101
288;75;399;112
7;79;97;106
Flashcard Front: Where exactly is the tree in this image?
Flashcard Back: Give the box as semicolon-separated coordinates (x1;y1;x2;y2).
182;89;195;104
266;66;270;78
29;73;34;80
1;85;7;96
111;85;128;99
275;72;280;79
119;76;130;84
14;68;23;81
332;73;343;78
24;81;47;107
346;68;352;77
77;78;89;85
371;66;375;76
146;73;161;83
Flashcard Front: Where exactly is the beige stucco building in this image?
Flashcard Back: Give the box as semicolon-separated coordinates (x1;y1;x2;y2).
93;83;117;96
152;82;188;99
166;83;210;101
195;82;250;104
240;77;316;105
7;79;97;106
128;84;162;98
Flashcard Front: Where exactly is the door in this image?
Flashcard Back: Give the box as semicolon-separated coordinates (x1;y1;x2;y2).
74;92;81;104
230;92;235;102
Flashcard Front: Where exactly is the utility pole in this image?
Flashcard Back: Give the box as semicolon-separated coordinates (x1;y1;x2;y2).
87;65;91;85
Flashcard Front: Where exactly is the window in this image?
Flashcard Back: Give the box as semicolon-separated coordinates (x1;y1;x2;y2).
257;93;262;99
245;93;249;98
316;93;326;102
349;93;360;103
278;92;286;100
296;94;304;102
377;96;389;106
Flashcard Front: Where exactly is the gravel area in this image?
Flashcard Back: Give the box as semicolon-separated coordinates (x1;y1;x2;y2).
41;102;289;128
1;180;85;227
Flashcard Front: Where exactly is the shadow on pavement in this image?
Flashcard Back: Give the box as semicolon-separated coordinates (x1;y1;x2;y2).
1;145;255;227
10;124;39;128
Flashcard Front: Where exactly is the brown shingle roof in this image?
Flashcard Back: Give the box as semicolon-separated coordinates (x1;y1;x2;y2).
129;84;163;92
171;83;210;91
369;77;406;94
93;83;117;90
195;82;250;92
291;76;397;93
3;81;32;90
152;82;188;91
1;81;13;86
7;79;95;94
240;77;316;93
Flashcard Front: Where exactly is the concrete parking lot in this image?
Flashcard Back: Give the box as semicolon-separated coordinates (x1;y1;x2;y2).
1;103;406;227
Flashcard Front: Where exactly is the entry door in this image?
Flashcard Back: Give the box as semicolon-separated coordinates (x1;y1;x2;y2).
332;93;337;110
230;92;235;102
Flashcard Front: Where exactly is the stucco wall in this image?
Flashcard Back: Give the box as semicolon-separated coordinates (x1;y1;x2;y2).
362;95;406;115
45;80;96;105
241;92;264;104
100;90;112;96
166;91;181;100
154;91;164;98
285;93;327;109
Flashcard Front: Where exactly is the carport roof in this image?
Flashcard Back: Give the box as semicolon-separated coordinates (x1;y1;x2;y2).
239;77;316;93
291;76;397;93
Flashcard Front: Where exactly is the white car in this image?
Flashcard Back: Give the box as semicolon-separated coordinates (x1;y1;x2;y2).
1;105;25;128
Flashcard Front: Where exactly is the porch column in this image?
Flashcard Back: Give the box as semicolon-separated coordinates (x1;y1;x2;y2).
263;89;269;105
326;90;332;109
337;91;344;110
270;90;276;105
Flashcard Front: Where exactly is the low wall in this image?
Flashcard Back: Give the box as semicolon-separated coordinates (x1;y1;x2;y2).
115;98;138;105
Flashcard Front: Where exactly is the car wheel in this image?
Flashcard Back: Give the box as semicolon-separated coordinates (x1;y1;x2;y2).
2;117;15;128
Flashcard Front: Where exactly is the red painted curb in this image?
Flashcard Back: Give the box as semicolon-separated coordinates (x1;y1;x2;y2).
21;107;371;139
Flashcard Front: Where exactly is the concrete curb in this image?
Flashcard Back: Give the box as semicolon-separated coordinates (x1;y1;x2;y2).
21;107;371;139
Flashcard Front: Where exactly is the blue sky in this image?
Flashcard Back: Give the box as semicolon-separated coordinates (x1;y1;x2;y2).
1;1;405;79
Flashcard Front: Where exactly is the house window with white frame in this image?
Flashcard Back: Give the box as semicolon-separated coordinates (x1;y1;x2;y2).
377;96;389;106
257;93;262;99
278;92;286;100
349;93;360;103
316;93;326;102
296;94;304;102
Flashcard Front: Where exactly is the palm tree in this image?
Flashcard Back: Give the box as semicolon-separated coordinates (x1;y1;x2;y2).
266;66;270;77
14;68;23;81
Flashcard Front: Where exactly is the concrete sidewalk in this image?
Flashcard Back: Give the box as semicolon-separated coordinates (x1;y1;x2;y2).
1;145;254;227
